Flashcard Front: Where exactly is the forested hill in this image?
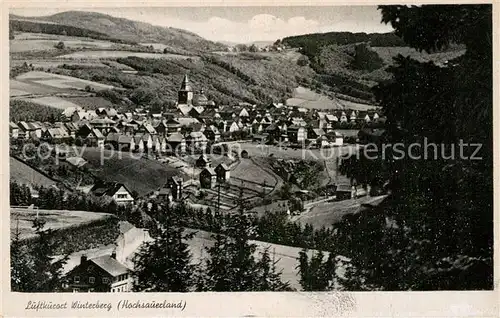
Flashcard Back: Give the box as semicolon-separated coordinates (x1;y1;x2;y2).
9;11;226;52
282;32;405;57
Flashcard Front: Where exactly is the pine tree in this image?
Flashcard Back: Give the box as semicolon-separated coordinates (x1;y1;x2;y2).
297;248;332;291
255;248;292;291
197;188;259;291
29;217;68;292
132;206;196;292
11;217;34;291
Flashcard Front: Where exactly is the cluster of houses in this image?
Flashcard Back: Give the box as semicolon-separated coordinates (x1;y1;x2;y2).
10;74;383;153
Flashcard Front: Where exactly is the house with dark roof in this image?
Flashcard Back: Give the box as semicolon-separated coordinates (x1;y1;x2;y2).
204;125;221;142
9;122;19;139
166;176;183;201
200;167;217;189
18;121;42;139
196;154;210;168
62;252;132;292
215;163;231;183
90;182;135;205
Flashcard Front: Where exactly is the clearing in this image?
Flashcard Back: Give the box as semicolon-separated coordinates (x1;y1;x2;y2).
237;142;360;161
292;195;388;230
24;96;82;109
11;208;114;240
15;71;117;92
287;86;377;111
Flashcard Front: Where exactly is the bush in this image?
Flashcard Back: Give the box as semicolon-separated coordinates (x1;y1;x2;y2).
54;41;65;50
297;55;309;66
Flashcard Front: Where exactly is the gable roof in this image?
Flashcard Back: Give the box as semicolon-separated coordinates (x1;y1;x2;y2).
90;182;132;197
167;132;185;142
216;163;230;171
201;167;216;176
90;255;129;277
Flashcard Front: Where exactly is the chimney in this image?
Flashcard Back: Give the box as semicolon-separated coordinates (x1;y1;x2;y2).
80;255;87;264
111;250;116;259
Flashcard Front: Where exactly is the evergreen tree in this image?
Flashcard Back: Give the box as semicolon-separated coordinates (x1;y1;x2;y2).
10;217;34;291
198;189;290;291
255;248;292;291
132;206;196;292
328;5;493;290
297;249;332;291
29;217;68;292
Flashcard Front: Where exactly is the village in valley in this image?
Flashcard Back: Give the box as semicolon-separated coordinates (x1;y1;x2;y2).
9;5;491;295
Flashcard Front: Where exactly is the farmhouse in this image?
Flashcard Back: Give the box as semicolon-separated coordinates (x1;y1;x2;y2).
186;131;208;151
62;253;132;293
204;125;221;142
166;176;183;201
327;131;344;146
336;184;356;201
18;121;42;139
157;187;173;202
215;163;231;183
200;167;217;189
90;182;135;205
166;133;186;153
196;154;210;168
287;125;307;143
42;127;69;143
10;122;19;139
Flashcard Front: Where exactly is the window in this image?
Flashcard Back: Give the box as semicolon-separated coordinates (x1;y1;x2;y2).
74;276;80;283
89;277;95;284
72;288;79;293
117;194;128;199
102;277;109;284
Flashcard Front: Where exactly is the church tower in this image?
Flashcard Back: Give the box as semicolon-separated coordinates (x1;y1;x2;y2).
178;74;193;105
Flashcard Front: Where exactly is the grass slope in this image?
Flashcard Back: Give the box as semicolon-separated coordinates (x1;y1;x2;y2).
11;11;226;53
81;148;182;197
10;156;58;188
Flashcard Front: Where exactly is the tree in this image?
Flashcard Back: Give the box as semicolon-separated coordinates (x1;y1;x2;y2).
197;188;289;291
28;217;68;292
129;87;158;106
11;217;34;292
54;41;65;50
235;44;248;52
197;188;258;291
249;44;258;52
255;248;292;291
132;206;196;292
330;5;493;290
9;28;14;40
297;55;309;66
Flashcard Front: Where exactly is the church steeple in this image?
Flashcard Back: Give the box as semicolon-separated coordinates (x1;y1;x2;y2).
178;74;193;105
180;74;192;92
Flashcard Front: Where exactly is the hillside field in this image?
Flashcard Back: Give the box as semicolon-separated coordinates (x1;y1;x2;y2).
287;86;377;110
293;195;388;230
81;148;183;197
10;156;58;188
11;208;114;240
57;50;197;60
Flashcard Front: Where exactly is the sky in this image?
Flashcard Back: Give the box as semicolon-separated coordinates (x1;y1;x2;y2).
11;7;394;43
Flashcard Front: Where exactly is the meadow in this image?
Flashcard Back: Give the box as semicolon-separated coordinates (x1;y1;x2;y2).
81;147;183;197
10;156;58;189
57;50;197;60
286;86;377;111
11;208;115;240
16;71;117;92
